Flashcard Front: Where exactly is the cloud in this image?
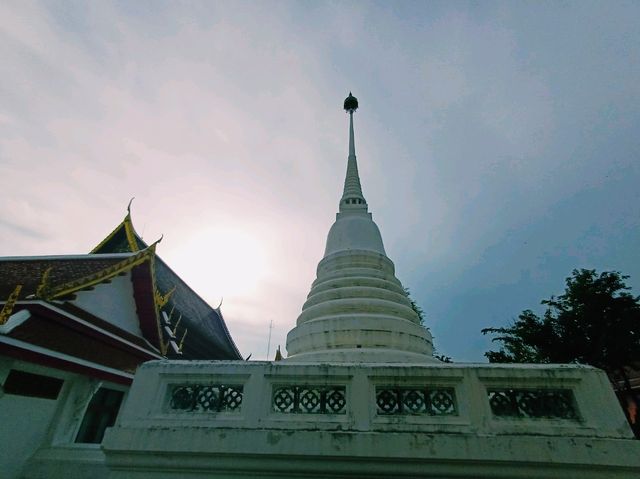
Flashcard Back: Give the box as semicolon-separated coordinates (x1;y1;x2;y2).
1;1;639;361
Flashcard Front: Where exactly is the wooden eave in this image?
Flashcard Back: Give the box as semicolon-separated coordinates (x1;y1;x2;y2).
2;302;161;379
1;337;134;386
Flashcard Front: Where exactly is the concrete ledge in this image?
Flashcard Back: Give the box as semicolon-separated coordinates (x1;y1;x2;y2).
103;428;640;478
21;446;108;479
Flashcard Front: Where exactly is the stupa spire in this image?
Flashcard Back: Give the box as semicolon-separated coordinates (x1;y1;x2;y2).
340;93;367;212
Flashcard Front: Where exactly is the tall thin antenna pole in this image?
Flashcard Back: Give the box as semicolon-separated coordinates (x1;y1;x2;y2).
266;319;273;360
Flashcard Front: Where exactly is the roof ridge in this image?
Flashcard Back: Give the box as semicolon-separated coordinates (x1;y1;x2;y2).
0;253;136;261
90;211;148;254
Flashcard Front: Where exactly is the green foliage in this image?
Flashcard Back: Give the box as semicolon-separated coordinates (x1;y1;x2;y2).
404;287;425;326
482;269;640;436
482;269;640;372
434;354;453;363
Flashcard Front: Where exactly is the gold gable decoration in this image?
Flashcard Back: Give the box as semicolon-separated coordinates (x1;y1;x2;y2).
0;284;23;325
159;339;169;356
179;329;188;353
145;236;168;357
124;216;140;252
172;314;182;336
90;199;142;254
155;285;176;309
35;267;53;299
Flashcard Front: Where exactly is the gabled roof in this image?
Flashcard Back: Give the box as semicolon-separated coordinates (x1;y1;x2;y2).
0;248;163;350
90;212;242;360
1;210;242;361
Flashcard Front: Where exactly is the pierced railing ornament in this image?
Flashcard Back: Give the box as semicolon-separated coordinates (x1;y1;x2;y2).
376;387;457;416
169;384;243;412
488;388;578;420
273;385;346;414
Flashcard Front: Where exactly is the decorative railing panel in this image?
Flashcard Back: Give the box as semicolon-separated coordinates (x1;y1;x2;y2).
273;385;347;414
376;387;457;416
169;384;243;412
488;388;578;420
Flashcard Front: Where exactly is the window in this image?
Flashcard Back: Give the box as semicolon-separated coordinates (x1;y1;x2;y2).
75;387;124;444
3;369;63;400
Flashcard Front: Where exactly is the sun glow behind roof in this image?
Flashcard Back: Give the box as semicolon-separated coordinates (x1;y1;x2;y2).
167;226;270;301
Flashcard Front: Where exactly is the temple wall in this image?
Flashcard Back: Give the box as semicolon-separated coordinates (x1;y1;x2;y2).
100;360;640;478
0;357;125;479
0;358;64;479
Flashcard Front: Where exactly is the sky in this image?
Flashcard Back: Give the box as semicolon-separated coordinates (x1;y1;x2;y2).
1;1;639;361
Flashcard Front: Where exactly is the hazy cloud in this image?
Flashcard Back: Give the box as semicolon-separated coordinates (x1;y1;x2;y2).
1;1;639;360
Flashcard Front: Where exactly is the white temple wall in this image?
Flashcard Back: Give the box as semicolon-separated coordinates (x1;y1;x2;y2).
0;357;127;479
21;374;128;479
0;358;70;479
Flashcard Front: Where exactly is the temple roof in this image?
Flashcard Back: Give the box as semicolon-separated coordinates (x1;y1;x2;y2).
0;249;162;348
90;212;241;360
0;247;157;300
0;254;131;298
1;209;242;363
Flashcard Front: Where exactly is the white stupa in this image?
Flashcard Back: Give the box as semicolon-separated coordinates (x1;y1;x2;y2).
96;94;640;479
286;93;435;364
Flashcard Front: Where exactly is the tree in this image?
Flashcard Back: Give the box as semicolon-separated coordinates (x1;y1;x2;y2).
482;269;640;437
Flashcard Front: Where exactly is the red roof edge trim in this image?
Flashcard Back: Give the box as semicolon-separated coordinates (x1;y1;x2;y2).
131;260;162;351
2;341;133;386
13;303;161;360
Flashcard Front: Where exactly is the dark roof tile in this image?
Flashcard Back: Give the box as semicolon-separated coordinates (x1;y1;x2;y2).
0;255;130;299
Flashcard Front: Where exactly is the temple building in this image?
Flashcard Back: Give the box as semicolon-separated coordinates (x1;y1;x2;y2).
0;211;240;478
2;94;640;478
